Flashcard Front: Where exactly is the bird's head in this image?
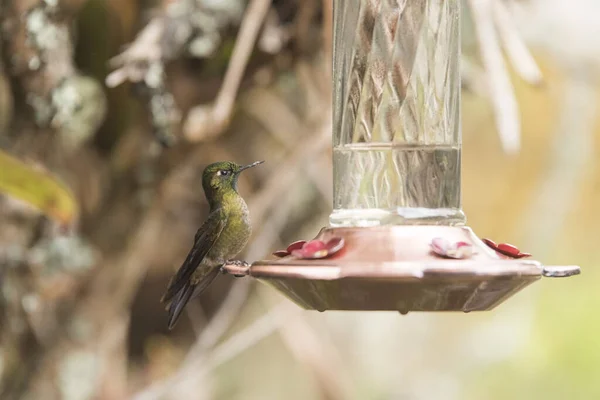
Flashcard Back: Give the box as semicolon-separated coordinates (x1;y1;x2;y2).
202;160;264;203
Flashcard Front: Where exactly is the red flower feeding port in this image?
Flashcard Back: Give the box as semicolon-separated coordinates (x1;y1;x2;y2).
273;238;345;259
224;0;579;313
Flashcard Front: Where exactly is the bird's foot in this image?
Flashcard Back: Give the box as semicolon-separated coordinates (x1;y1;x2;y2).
227;260;250;266
221;260;250;277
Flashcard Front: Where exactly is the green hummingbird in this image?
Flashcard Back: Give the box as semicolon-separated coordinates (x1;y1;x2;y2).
161;160;263;329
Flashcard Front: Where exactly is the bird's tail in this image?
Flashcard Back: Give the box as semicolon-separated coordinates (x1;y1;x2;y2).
165;267;221;330
167;281;195;330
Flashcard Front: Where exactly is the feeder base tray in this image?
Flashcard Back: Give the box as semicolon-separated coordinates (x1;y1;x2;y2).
226;226;579;313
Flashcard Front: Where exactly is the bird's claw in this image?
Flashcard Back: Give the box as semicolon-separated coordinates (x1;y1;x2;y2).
221;260;250;277
226;260;250;266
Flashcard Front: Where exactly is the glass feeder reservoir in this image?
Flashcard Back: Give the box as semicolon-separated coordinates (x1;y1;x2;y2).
226;0;580;312
330;0;464;227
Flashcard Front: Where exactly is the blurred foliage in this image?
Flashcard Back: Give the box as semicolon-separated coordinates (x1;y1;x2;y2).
0;149;78;224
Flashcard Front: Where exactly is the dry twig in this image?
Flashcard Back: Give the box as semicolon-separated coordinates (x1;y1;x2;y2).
133;299;297;400
468;0;521;154
492;0;543;86
266;288;352;400
184;0;273;142
242;88;332;204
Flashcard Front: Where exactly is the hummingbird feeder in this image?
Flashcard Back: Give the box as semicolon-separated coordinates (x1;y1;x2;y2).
226;0;579;312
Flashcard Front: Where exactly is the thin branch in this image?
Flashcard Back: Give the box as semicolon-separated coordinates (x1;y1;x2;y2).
184;0;273;141
468;0;521;154
268;291;352;400
191;279;253;353
133;301;297;400
492;0;543;86
200;302;295;371
249;116;331;225
244;188;304;262
294;0;319;53
184;297;208;335
242;88;332;204
246;60;333;224
105;19;165;88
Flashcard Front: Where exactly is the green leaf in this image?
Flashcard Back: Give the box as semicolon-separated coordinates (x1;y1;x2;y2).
0;149;78;225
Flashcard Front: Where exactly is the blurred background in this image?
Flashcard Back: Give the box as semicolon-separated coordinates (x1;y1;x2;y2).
0;0;598;399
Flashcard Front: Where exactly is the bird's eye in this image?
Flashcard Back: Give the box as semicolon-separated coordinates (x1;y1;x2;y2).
218;170;230;176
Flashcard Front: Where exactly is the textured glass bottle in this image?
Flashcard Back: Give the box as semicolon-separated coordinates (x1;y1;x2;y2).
330;0;465;227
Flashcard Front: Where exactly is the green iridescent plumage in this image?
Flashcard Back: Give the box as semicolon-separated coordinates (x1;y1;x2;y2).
161;160;263;329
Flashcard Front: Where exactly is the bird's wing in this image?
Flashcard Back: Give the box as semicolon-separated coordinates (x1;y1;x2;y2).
161;208;227;304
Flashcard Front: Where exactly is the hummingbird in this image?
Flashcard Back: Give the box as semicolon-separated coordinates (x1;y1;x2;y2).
161;160;263;329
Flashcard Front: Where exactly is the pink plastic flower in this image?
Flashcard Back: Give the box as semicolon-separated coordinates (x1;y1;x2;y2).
482;238;531;259
273;238;345;259
273;240;306;258
430;237;473;259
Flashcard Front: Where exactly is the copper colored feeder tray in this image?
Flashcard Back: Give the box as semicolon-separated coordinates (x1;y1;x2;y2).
224;226;580;313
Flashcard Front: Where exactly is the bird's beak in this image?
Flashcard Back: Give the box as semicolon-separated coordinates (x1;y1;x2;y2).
238;160;264;173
